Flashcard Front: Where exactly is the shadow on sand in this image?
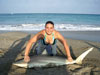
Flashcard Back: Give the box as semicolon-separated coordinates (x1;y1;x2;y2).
0;35;76;75
85;41;100;51
0;35;31;75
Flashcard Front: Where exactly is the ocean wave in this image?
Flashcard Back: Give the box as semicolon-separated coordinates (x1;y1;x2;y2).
0;24;100;31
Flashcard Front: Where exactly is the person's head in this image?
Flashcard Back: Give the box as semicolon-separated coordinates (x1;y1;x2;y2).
45;21;54;35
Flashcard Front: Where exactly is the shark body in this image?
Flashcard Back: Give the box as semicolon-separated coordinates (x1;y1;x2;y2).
13;47;93;68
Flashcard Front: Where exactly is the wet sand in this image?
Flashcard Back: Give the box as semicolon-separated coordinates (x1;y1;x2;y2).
0;31;100;75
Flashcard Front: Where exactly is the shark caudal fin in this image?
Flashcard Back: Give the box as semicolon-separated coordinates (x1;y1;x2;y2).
75;47;94;64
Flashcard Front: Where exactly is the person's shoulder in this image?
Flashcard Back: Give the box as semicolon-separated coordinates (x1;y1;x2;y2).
54;30;64;40
54;30;60;35
33;29;45;39
41;29;45;35
36;29;45;36
54;30;61;38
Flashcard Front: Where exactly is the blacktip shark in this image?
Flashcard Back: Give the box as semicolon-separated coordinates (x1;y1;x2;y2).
13;47;93;68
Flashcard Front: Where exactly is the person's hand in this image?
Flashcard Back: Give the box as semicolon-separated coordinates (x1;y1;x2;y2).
68;57;73;62
24;55;30;63
65;57;74;64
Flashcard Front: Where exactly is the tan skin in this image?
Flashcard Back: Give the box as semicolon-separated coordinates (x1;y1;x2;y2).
24;23;73;62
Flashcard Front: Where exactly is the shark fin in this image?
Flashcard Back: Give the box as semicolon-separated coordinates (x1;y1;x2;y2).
13;60;28;68
75;47;93;64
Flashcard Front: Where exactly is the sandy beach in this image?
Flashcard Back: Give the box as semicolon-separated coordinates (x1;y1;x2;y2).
0;31;100;75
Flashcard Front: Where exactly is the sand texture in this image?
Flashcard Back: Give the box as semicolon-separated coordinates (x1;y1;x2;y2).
0;32;100;75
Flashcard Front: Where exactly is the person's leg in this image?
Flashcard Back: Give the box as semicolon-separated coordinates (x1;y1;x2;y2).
51;44;57;56
36;39;46;55
45;44;57;56
45;45;52;55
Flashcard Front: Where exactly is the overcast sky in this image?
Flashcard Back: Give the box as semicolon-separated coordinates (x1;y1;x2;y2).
0;0;100;14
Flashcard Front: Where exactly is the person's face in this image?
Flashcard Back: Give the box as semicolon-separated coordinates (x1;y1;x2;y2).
45;23;54;35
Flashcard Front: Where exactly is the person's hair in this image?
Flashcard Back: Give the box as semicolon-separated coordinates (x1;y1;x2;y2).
45;21;54;27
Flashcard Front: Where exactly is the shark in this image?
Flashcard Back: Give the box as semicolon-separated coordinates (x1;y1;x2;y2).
13;47;93;68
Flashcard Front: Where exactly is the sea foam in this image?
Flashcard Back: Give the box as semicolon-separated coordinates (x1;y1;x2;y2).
0;24;100;31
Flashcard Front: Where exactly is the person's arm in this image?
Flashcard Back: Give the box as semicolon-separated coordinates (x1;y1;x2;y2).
24;35;37;56
56;31;73;61
24;31;43;62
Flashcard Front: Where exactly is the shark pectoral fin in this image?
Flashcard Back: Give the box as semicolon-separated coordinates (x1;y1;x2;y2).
13;60;28;68
14;63;28;68
75;47;94;64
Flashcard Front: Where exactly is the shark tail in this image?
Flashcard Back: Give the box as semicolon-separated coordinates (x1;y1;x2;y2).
75;47;94;64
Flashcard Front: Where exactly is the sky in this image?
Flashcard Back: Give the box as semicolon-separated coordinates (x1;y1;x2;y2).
0;0;100;14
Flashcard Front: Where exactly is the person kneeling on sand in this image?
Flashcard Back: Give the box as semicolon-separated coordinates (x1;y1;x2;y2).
24;21;73;62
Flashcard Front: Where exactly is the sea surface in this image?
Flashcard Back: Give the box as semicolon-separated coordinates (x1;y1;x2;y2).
0;13;100;31
0;13;100;42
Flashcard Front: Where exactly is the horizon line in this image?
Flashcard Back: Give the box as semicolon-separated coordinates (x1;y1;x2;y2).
0;12;100;15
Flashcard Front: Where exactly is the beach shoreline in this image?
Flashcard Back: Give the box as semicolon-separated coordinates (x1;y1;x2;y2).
0;30;100;42
0;31;100;75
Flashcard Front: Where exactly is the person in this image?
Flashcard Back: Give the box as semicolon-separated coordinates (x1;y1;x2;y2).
24;21;73;62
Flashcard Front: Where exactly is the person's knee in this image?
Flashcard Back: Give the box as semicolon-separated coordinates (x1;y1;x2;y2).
51;45;57;55
35;46;43;55
35;49;41;55
35;43;45;55
52;51;57;56
46;45;52;55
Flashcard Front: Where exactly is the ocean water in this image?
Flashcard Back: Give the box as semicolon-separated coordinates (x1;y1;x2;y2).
0;13;100;31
